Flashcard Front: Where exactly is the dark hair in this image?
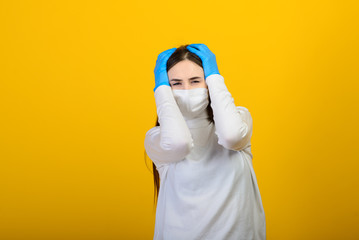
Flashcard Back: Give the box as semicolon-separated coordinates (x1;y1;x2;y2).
145;44;214;212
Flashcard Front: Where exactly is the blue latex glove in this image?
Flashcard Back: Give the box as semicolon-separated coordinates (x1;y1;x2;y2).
153;47;177;92
186;43;220;79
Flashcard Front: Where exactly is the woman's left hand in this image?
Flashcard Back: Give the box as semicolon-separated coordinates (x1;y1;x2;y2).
186;43;220;79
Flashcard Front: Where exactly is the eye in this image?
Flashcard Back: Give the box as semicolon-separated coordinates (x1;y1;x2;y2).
173;83;181;86
192;81;200;84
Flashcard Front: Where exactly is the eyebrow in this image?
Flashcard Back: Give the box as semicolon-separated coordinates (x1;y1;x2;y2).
170;76;202;82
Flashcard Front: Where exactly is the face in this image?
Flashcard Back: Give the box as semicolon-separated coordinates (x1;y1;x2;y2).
167;60;207;90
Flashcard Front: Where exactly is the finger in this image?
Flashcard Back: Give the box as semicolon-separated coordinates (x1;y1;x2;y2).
201;44;211;52
158;48;176;61
155;48;176;72
188;43;204;50
186;45;204;59
162;48;177;60
156;51;175;66
191;44;213;55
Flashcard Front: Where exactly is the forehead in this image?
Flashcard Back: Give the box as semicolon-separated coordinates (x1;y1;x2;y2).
167;60;203;78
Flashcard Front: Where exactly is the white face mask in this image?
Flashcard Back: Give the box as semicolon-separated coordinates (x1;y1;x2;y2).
172;88;209;120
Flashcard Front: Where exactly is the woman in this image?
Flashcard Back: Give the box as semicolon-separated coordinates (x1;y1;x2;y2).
144;43;266;240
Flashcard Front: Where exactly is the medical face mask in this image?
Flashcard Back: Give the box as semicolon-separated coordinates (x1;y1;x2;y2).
172;88;209;120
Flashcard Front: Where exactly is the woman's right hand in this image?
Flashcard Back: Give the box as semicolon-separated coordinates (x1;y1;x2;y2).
154;47;177;92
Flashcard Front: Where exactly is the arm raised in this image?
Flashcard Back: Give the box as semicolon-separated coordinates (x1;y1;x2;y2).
206;74;253;151
144;85;194;168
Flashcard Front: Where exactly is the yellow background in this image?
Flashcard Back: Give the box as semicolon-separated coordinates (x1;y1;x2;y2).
1;0;358;239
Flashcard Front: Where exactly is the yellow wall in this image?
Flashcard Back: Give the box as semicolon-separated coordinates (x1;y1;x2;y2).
1;0;358;239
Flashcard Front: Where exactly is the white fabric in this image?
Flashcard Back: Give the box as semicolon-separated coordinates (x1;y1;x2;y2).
144;74;266;240
172;88;209;120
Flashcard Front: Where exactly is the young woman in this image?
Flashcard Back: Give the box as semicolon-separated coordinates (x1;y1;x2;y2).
144;43;266;240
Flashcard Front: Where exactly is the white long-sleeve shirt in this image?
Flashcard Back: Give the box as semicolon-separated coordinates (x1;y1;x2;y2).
144;74;266;240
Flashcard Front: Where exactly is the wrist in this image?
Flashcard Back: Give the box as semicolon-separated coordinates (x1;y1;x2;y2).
154;82;170;92
205;73;223;82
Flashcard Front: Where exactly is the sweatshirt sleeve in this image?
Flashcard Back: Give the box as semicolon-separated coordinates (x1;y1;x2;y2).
144;85;194;168
206;74;253;151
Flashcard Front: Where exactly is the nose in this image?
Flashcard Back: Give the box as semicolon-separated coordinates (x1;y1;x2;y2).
183;82;190;90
